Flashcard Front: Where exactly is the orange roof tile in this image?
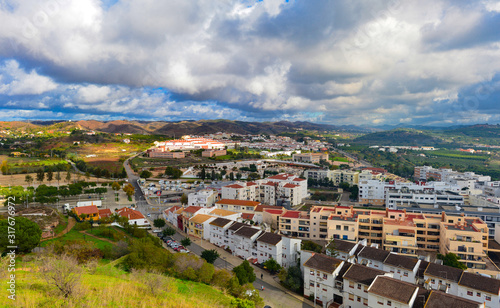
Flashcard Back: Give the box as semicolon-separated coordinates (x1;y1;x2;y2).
216;199;260;207
74;205;99;215
117;207;145;220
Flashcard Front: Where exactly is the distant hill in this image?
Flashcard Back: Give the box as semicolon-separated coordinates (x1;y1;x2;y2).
353;128;445;146
0;119;372;136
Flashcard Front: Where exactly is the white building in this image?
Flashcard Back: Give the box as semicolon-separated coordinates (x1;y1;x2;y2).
343;264;390;308
232;226;262;260
367;276;419;308
303;253;343;307
209;217;234;248
187;190;218;207
382;253;421;284
115;207;151;228
256;232;283;265
458;272;500;308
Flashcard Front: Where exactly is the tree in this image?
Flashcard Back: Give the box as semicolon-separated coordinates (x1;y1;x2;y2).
301;240;323;253
55;171;61;187
201;249;220;264
85;171;90;181
140;170;153;180
111;182;121;192
123;183;135;198
180;193;188;205
200;168;206;180
39;254;82;298
262;258;281;274
163;227;176;236
279;265;303;293
236;172;242;180
36;168;45;183
233;260;256;285
0;217;42;253
25;174;34;186
1;160;9;175
65;170;71;183
437;253;467;270
46;168;54;185
153;218;166;229
211;170;216;181
326;238;339;257
247;172;259;180
229;172;234;181
181;237;192;247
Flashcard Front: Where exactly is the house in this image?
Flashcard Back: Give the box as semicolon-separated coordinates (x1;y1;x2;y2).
367;276;419;308
256;232;283;265
424;262;464;294
209;217;233;248
115;207;150;228
232;226;262;260
326;239;362;262
73;205;99;221
303;253;343;306
227;222;249;253
343;264;390;308
98;208;112;219
357;246;391;269
424;291;485;308
280;236;302;268
187;190;218;207
209;208;241;221
188;214;215;239
458;272;500;308
163;206;182;226
382;253;421;283
215;199;261;214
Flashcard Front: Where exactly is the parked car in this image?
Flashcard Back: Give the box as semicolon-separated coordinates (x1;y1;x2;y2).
178;248;190;253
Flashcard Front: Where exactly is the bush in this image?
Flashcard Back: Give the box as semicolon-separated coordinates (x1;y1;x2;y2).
201;249;220;264
74;221;92;231
233;260;256;285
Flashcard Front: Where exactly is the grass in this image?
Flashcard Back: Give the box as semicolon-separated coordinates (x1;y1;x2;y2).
40;229;114;251
53;214;69;235
5;260;236;308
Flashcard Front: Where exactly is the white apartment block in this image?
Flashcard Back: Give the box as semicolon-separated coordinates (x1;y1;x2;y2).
187;189;218;207
233;226;262;260
367;276;419;308
385;188;464;210
209;217;233;248
303;253;344;306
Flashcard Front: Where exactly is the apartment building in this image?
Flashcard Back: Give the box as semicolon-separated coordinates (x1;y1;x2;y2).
202;149;227;157
187;214;215;239
358;179;462;206
414;166;491;183
293;152;329;164
331;170;359;186
187;189;218;207
221;173;308;206
256;232;283;265
382;253;420;283
279;210;311;238
305;169;333;181
439;217;489;269
386;188;464;210
424;262;464;295
148;150;185;158
425;291;485;308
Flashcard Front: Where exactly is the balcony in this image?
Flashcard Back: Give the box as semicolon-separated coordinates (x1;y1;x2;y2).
298;227;310;232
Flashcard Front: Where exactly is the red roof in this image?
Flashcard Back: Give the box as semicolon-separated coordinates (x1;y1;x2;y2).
266;173;294;180
98;209;112;218
255;204;283;212
241;213;255;220
282;211;302;218
283;183;299;188
293;178;306;181
224;184;245;189
117;207;145;220
164;206;181;214
216;199;260;206
74;205;99;215
264;209;284;215
183;206;203;213
247;182;258;186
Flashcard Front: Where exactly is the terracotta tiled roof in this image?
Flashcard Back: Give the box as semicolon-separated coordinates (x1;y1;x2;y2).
283;183;299;188
98;208;112;218
254;204;283;212
74;205;99;215
164;206;181;214
224;184;245;189
183;206;203;213
216;199;260;207
241;213;255;220
189;214;213;224
117;207;145;220
210;208;238;216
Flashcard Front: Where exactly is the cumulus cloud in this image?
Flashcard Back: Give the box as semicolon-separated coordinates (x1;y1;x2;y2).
0;0;499;125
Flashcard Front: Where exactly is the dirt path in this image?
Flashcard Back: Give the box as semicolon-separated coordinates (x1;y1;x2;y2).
40;217;76;242
79;230;116;245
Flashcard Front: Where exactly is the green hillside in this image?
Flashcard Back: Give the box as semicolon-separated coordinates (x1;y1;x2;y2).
353;128;444;146
2;259;239;308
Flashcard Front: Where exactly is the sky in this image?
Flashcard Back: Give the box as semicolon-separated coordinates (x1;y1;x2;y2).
0;0;500;126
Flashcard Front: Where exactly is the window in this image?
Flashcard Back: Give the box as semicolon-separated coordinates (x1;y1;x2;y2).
357;296;361;302
323;274;327;279
336;225;341;230
357;284;361;290
349;281;354;288
310;282;314;287
486;296;491;301
467;291;473;296
404;271;408;277
387;300;392;306
349;293;354;301
477;292;481;297
344;226;349;231
431;279;435;284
